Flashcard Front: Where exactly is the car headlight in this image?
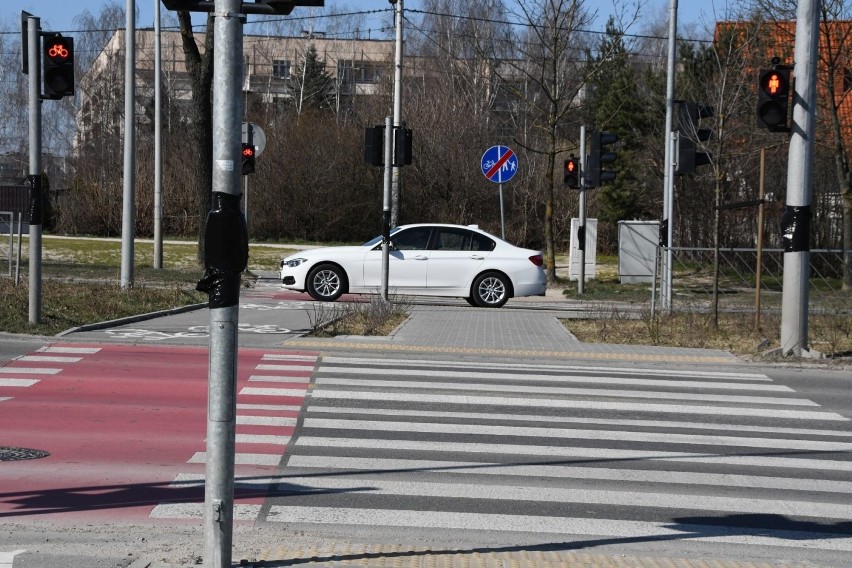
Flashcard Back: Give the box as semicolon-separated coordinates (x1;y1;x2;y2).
281;257;308;268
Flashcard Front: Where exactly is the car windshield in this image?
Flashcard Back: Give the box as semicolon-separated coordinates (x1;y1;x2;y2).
362;226;402;247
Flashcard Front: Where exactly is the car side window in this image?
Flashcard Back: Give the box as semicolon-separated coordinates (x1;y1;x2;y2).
393;227;432;250
470;233;496;251
434;229;470;251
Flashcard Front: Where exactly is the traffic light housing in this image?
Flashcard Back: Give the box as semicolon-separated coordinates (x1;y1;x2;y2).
587;131;617;187
241;143;256;175
675;101;713;175
757;68;790;132
161;0;324;14
563;156;579;189
364;125;384;166
393;126;413;167
42;34;74;99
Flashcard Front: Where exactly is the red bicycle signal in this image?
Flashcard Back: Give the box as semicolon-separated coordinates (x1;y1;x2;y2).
47;41;70;60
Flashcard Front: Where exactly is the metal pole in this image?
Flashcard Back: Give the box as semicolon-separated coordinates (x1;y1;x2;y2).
578;125;586;295
201;1;245;567
661;0;678;313
121;0;136;288
780;0;819;357
381;115;392;301
16;212;23;286
27;15;42;323
498;183;505;239
153;0;163;269
390;0;403;226
755;148;765;333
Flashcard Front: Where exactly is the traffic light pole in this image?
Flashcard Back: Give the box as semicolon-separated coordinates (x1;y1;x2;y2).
200;1;247;566
26;14;42;324
660;0;678;313
780;0;819;357
381;115;392;301
120;0;136;289
578;125;587;295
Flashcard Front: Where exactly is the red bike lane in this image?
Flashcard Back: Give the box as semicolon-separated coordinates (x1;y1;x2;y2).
0;343;316;523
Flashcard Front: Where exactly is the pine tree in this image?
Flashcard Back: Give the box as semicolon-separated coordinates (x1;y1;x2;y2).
297;44;333;112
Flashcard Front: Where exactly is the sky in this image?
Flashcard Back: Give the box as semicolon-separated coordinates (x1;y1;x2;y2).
3;1;715;39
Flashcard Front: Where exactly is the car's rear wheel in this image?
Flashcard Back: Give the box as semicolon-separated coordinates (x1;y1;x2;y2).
306;264;347;302
471;272;510;308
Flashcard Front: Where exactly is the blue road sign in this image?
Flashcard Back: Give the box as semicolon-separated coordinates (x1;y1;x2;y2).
481;145;518;183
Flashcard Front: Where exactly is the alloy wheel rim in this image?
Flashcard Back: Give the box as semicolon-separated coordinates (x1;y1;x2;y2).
315;270;340;297
478;277;505;304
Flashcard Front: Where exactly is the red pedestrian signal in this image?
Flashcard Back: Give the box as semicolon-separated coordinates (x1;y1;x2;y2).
757;68;790;132
42;34;74;99
241;143;256;175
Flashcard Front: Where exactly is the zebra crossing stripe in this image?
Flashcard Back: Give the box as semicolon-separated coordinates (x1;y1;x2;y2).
0;367;61;375
286;454;852;495
262;354;318;362
306;405;852;437
248;375;310;383
320;357;772;381
309;390;848;421
17;355;82;363
315;377;813;406
296;437;852;472
272;476;852;519
238;403;302;412
317;367;789;391
256;364;315;372
237;415;297;427
300;418;852;452
0;378;39;387
264;506;852;552
240;387;310;397
188;451;281;466
236;433;290;445
39;346;101;354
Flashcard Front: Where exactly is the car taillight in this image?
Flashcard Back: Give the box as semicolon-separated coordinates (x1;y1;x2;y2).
529;254;543;266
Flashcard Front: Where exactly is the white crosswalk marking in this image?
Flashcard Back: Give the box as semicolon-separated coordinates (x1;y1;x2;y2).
151;351;317;521
271;356;852;555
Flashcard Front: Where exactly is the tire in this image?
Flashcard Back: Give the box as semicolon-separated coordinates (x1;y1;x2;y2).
306;264;347;302
471;272;510;308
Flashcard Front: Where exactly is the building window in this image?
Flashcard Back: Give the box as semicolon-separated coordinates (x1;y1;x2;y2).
337;59;383;84
273;59;291;80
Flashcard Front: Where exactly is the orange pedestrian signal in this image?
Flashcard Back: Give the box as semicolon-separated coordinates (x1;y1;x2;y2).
757;68;790;131
563;156;580;189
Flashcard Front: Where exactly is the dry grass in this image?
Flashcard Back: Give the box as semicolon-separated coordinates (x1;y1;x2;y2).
307;296;410;337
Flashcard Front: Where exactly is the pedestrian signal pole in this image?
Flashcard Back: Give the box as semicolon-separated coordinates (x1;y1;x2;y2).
578;125;587;295
25;13;42;323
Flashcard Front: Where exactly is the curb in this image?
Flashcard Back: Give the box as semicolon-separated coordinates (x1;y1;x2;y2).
55;303;207;336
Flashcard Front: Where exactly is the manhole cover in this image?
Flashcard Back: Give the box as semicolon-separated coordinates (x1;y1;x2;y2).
0;447;50;461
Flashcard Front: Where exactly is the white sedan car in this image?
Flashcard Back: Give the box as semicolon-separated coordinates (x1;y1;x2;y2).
279;223;547;308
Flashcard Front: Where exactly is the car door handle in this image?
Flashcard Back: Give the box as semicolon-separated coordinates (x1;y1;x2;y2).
469;255;484;260
414;255;428;260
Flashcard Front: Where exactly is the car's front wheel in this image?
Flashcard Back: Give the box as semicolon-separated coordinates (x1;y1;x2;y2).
306;264;347;302
471;272;510;308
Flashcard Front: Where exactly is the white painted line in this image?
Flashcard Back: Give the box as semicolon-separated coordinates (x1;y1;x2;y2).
169;473;284;488
309;391;848;421
150;503;260;520
0;397;11;403
306;406;852;438
17;355;81;363
0;549;27;568
273;476;852;520
300;418;852;453
0;367;61;375
317;367;789;391
236;433;290;445
321;356;771;381
315;378;813;406
240;387;308;397
262;354;317;362
265;506;852;552
238;403;302;412
248;375;310;383
0;378;39;387
256;364;315;372
188;452;281;466
286;455;852;495
237;415;297;427
296;437;852;472
39;346;100;354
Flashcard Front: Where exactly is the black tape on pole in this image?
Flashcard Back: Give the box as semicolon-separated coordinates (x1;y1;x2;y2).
27;174;43;225
780;205;811;253
196;192;249;309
